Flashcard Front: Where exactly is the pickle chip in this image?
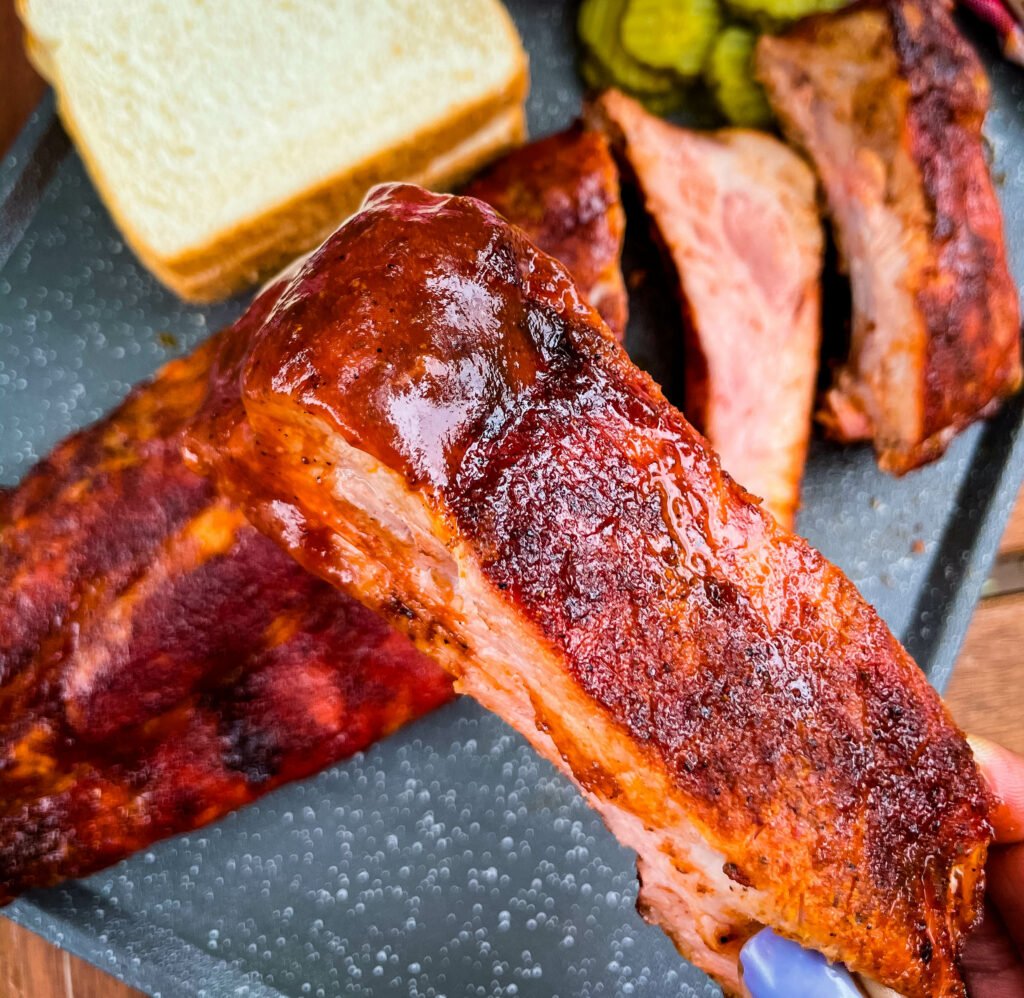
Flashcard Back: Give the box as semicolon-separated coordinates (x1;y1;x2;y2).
620;0;722;79
725;0;847;29
580;53;615;92
578;0;678;94
705;25;773;127
635;86;694;115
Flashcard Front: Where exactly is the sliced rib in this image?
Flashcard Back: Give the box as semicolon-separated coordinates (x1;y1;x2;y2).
466;124;628;339
0;135;627;901
756;0;1021;473
189;184;990;998
591;90;822;527
0;319;455;903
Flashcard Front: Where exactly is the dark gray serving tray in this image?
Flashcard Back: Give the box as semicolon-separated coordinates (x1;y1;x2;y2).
1;4;1022;996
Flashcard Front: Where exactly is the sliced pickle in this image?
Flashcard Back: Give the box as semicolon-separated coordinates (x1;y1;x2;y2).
635;85;693;115
578;0;678;94
725;0;847;29
620;0;722;79
580;53;615;91
705;25;773;126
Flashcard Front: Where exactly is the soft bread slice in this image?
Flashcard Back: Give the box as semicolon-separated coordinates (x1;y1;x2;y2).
155;106;526;302
18;0;529;301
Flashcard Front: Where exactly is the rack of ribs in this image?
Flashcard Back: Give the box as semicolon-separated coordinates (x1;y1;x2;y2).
756;0;1021;474
0;317;456;903
591;89;822;528
0;130;627;903
188;183;991;998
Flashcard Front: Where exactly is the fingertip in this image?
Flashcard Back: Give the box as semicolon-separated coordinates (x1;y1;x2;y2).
968;734;1003;769
968;735;1024;843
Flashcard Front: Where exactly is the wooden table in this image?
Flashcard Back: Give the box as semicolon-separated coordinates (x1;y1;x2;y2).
2;6;1023;995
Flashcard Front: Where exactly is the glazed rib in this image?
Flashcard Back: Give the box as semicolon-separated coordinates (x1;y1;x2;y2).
591;90;822;527
756;0;1021;473
0;320;455;903
0;134;627;902
465;125;628;339
189;184;990;998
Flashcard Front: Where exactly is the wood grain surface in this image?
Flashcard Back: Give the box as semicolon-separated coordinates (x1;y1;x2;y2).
0;917;140;998
999;488;1024;555
0;3;1022;993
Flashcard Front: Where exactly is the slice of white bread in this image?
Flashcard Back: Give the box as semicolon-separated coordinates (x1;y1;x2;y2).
18;0;529;301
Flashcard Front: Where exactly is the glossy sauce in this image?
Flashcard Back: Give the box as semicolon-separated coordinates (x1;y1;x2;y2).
227;185;991;997
0;137;632;904
0;331;453;903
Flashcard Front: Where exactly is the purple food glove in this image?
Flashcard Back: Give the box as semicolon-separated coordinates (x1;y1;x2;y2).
740;928;864;998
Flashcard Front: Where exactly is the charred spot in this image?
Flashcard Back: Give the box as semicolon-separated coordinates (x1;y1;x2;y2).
704;577;729;610
744;643;770;665
920;940;933;964
722;862;754;888
384;597;417;621
221;718;281;786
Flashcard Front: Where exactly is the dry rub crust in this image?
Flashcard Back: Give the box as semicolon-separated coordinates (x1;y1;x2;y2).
189;185;992;997
19;2;529;302
890;0;1021;461
757;0;1021;474
0;141;629;903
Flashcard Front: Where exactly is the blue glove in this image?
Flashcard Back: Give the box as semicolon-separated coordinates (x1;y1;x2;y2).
740;928;864;998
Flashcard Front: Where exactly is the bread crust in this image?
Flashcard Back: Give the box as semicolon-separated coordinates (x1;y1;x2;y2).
149;99;527;302
17;0;529;302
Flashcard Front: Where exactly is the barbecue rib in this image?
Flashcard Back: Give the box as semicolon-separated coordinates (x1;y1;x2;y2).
756;0;1021;474
591;90;822;528
189;184;991;998
466;125;628;340
0;133;628;902
0;318;455;904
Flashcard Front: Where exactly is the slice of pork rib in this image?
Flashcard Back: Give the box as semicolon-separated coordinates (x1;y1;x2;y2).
188;184;990;998
756;0;1021;473
466;124;628;340
591;89;822;527
0;131;627;903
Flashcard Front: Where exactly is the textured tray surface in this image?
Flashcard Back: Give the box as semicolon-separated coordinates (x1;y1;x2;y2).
1;4;1023;996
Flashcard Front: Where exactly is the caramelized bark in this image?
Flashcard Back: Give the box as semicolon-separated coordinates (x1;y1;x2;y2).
591;91;822;527
0;326;454;904
190;185;991;998
465;125;628;339
0;140;629;903
757;0;1021;473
